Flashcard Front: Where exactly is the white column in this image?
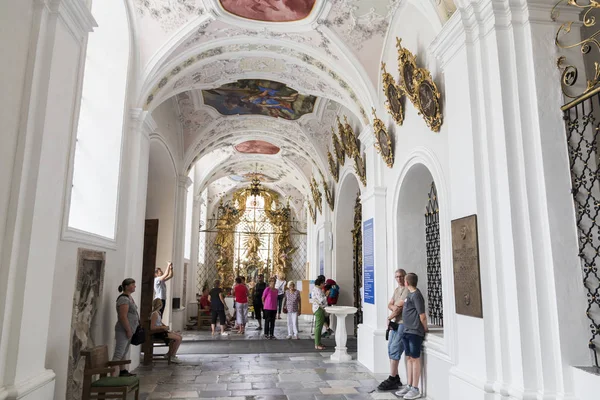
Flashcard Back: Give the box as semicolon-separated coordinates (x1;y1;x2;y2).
357;128;390;372
323;220;333;278
170;175;192;330
189;194;202;301
0;0;95;398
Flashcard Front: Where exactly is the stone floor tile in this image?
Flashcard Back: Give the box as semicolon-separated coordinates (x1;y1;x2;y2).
203;383;227;390
320;387;359;394
286;395;317;400
226;382;252;390
370;393;399;399
193;375;218;384
344;394;376;400
169;391;199;398
196;390;231;398
231;388;285;396
153;384;207;393
243;373;279;383
327;380;361;387
279;372;321;382
217;373;243;383
253;381;277;389
148;393;172;399
314;395;347;400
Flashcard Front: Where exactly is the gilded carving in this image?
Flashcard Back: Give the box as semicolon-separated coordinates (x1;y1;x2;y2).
332;127;346;166
371;108;394;168
354;153;367;186
381;62;404;125
308;201;316;224
396;38;419;104
319;170;334;211
414;68;443;132
310;176;323;214
343;115;360;158
327;148;339;182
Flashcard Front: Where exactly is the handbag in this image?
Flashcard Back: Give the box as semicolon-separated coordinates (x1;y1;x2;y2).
283;306;288;314
131;325;146;346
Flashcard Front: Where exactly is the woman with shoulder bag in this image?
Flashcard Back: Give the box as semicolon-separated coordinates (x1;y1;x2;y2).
112;278;140;377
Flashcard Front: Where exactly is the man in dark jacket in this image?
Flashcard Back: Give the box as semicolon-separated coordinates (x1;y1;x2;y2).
253;274;267;330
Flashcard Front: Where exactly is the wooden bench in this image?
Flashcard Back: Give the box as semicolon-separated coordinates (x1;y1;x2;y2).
151;334;173;365
197;310;211;329
81;345;139;400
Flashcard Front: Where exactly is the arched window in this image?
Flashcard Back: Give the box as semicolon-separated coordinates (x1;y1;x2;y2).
67;0;130;240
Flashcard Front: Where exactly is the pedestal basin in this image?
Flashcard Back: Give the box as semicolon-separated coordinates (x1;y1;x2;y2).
324;306;357;362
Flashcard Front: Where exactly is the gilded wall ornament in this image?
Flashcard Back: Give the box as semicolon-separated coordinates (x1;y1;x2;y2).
343;116;360;158
308;201;316;224
396;38;419;104
371;108;394;168
414;68;443;132
327;148;339;182
310;176;323;214
381;62;404;125
332;128;345;166
319;171;334;211
337;116;353;157
354;153;367;186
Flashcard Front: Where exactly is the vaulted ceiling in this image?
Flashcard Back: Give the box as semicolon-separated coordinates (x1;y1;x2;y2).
133;0;456;215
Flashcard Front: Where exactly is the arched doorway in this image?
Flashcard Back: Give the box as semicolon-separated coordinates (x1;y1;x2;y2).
334;173;362;335
397;164;443;331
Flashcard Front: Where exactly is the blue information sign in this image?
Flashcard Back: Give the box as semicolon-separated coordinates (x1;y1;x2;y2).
363;218;375;304
319;241;324;276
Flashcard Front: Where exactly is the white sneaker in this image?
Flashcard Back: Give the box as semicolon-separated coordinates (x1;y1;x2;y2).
403;388;422;399
169;356;182;364
221;332;229;336
395;386;411;396
286;335;292;339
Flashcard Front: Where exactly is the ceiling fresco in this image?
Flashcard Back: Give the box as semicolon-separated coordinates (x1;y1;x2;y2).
219;0;316;22
235;140;281;155
137;0;457;210
201;79;317;120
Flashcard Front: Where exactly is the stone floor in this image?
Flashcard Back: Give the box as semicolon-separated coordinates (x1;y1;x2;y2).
134;317;396;399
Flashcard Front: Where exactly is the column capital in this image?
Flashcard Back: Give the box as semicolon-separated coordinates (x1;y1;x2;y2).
359;125;375;148
42;0;97;41
178;175;193;190
361;186;386;204
129;109;156;141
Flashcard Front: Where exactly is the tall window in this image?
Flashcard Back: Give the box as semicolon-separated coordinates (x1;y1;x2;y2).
67;0;129;239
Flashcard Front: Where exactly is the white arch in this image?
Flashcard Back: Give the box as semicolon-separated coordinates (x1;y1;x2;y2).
138;37;375;125
389;146;456;362
149;132;179;176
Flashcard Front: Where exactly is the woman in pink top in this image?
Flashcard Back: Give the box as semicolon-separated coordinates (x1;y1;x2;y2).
262;277;279;339
234;276;249;334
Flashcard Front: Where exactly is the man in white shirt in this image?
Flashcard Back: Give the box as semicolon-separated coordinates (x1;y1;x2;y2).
154;262;173;315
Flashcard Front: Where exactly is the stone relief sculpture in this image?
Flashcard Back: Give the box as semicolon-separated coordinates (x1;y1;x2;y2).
67;250;105;400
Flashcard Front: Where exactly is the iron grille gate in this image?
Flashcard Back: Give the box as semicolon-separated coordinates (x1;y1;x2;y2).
196;230;308;294
426;182;443;327
563;94;600;367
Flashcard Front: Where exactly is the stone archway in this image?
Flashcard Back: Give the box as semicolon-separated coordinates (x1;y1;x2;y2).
334;172;361;335
396;163;443;330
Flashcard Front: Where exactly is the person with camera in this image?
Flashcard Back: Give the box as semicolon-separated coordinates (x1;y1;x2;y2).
154;262;173;316
377;269;409;391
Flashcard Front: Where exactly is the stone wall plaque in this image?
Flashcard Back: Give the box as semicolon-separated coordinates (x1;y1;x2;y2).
451;215;483;318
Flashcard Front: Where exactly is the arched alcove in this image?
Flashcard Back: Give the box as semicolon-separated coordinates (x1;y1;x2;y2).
397;163;443;331
334;172;361;335
146;139;177;320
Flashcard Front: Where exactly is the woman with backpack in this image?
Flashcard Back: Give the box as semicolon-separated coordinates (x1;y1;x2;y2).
112;278;140;377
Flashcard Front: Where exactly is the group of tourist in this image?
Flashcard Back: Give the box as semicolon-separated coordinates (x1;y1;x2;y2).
204;272;303;340
108;265;343;379
377;269;428;400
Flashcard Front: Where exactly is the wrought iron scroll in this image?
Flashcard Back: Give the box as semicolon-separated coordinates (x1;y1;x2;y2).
425;182;443;327
553;1;600;100
563;95;600;367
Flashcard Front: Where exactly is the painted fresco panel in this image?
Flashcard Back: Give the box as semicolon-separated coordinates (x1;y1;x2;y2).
202;79;316;120
219;0;316;22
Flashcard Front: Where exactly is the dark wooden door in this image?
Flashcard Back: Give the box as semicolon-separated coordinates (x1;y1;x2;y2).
141;219;158;365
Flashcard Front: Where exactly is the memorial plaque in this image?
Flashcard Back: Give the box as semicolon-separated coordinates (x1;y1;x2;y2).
451;214;483;318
